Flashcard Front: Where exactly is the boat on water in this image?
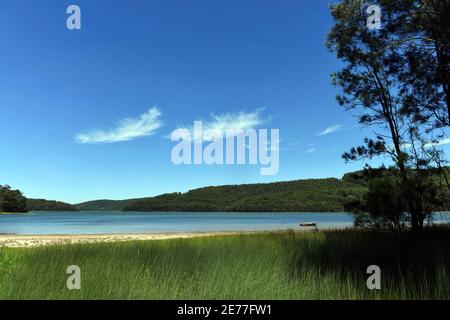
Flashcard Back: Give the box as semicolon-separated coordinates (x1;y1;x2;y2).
299;222;317;227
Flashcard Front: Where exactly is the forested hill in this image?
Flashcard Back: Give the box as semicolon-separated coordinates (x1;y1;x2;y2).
1;184;77;213
26;199;78;212
76;178;368;212
5;168;448;213
76;167;450;212
75;199;139;211
122;179;367;212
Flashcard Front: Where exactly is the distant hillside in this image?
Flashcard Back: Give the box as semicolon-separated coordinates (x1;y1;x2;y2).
75;199;140;211
74;167;450;212
77;178;368;212
27;199;78;212
7;167;449;213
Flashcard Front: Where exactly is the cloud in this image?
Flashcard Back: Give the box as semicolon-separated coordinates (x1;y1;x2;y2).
398;138;450;150
305;148;316;154
171;109;268;141
425;138;450;148
317;124;343;136
76;107;163;144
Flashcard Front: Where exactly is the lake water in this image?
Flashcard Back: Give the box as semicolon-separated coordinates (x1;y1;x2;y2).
0;211;449;235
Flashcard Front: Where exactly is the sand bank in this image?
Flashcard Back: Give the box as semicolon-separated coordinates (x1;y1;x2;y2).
0;231;266;248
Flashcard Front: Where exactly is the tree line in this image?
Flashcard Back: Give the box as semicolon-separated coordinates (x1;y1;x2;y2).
2;166;449;214
0;185;78;213
77;171;447;213
120;178;368;212
26;199;78;212
0;185;27;213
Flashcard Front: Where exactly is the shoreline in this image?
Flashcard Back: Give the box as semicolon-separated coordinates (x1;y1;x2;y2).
0;230;300;248
0;212;26;215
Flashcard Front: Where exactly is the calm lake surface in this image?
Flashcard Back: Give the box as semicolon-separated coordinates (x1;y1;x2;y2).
0;211;449;235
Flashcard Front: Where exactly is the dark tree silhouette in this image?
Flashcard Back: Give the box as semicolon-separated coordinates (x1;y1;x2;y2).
0;185;28;213
326;0;449;230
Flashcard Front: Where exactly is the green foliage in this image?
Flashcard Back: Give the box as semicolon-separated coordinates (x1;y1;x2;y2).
26;199;78;212
75;168;448;213
346;177;407;230
0;228;449;299
75;199;140;211
0;185;78;212
327;0;449;230
120;179;367;212
345;169;449;229
0;185;27;213
4;167;449;214
343;167;450;211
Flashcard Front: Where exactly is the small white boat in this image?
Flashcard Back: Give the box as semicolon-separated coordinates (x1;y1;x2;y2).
299;222;317;227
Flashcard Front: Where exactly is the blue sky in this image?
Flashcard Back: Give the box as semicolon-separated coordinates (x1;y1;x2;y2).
1;0;447;203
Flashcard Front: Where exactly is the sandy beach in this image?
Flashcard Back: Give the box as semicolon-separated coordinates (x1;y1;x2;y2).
0;231;264;248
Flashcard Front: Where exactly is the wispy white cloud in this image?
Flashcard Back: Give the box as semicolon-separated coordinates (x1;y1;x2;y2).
76;107;163;144
397;138;450;150
305;148;316;154
171;109;268;141
245;138;281;152
425;138;450;148
317;124;343;136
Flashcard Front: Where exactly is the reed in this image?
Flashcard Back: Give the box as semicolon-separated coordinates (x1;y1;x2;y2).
0;227;448;299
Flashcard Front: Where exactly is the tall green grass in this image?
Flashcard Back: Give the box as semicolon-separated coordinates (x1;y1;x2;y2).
0;227;449;299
